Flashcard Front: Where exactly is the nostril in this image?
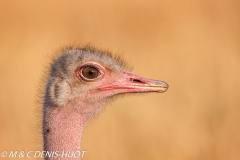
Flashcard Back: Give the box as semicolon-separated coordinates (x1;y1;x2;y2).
129;78;145;84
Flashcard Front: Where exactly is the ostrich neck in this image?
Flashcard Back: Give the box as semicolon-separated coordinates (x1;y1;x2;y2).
43;101;102;160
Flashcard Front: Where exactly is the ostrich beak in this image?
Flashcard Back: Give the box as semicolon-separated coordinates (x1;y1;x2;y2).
99;71;169;93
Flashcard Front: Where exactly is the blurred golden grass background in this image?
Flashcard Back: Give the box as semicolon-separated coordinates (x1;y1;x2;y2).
0;0;240;159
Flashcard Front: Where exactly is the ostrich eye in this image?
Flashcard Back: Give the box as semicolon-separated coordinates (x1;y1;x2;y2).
81;66;100;80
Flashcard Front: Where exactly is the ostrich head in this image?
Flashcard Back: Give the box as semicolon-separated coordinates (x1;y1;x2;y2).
44;46;168;114
43;46;168;160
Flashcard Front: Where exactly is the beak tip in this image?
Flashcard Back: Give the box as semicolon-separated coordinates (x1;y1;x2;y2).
158;81;169;93
165;83;169;89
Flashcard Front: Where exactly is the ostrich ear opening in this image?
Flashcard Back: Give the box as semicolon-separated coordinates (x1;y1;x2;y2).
48;80;72;106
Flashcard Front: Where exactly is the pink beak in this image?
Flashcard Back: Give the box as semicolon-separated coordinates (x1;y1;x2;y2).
99;72;168;93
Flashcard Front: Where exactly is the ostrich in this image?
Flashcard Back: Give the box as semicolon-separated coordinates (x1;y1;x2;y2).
43;46;168;160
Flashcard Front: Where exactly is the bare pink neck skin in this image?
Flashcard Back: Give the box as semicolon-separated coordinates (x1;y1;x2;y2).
43;101;104;160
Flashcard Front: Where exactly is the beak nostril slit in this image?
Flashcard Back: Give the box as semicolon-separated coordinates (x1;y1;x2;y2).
129;78;144;84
